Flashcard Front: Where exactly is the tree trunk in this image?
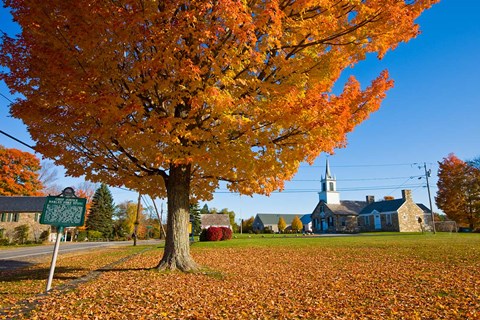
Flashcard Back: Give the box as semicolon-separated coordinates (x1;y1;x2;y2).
157;164;199;272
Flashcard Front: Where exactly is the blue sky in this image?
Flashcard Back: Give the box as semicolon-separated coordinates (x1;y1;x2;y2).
1;0;479;221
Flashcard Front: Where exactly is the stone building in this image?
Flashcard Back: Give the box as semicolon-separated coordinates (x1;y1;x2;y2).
358;190;425;232
0;196;50;242
310;160;430;233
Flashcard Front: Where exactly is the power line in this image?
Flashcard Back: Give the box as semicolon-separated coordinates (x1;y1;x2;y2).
213;183;426;194
0;92;14;104
301;163;415;168
0;129;35;150
300;162;437;168
291;175;423;182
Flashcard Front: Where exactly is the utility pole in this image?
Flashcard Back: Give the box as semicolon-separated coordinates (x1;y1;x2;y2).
151;197;167;239
424;162;436;234
133;192;141;246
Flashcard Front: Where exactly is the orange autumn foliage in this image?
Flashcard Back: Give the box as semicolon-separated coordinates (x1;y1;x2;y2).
0;0;439;270
0;145;43;196
436;153;480;230
0;0;438;199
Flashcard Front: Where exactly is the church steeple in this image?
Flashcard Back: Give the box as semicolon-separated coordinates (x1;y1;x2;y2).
325;158;333;180
318;158;340;204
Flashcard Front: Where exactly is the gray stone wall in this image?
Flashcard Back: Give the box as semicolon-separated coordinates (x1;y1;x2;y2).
0;212;50;242
397;201;424;232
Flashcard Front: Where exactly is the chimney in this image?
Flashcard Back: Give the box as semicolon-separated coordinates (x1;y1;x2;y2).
366;195;375;204
402;189;412;200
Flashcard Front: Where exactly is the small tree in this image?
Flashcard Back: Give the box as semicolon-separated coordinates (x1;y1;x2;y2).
242;217;255;233
86;184;115;238
291;216;303;233
278;217;287;233
13;224;29;244
219;208;238;232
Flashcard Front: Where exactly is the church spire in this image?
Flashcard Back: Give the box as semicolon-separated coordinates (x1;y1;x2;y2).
318;158;340;204
325;158;332;180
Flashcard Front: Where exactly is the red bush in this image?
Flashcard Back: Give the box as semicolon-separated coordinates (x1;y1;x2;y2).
221;227;233;240
206;227;223;241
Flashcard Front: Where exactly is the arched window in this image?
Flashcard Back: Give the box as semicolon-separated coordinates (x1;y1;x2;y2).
329;182;334;191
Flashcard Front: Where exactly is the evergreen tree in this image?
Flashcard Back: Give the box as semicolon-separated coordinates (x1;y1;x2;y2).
190;203;202;236
200;204;210;215
86;183;115;238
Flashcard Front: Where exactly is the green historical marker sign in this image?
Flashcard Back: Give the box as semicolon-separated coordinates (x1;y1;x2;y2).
40;192;87;227
40;187;87;292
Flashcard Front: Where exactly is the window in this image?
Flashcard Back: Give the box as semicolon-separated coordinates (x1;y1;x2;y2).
364;216;370;226
341;218;346;227
329;182;334;191
385;214;392;225
328;216;334;227
0;213;20;222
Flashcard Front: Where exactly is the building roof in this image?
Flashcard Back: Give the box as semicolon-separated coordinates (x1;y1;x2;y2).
312;200;366;216
200;214;231;227
416;203;432;213
300;214;312;224
0;196;47;213
255;213;307;225
359;199;405;214
330;201;366;216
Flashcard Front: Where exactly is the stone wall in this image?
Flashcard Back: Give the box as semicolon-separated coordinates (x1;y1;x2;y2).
0;212;50;242
397;200;424;232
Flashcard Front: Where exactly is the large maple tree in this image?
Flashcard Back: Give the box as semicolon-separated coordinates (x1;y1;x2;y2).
0;145;43;196
436;154;480;230
1;0;438;271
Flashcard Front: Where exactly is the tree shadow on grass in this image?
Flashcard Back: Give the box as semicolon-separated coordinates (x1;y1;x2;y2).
0;263;88;282
0;259;35;271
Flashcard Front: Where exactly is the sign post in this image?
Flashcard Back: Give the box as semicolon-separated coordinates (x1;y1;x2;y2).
40;187;86;292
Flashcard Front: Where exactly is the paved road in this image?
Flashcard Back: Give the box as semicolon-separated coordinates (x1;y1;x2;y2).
0;240;161;270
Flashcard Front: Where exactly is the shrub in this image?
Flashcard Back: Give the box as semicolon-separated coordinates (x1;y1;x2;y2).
221;227;233;240
87;230;103;240
39;230;50;243
77;231;88;241
263;228;274;234
0;238;10;246
13;224;29;244
199;229;208;242
206;227;223;241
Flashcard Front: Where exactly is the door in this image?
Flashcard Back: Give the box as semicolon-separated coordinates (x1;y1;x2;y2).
374;214;381;230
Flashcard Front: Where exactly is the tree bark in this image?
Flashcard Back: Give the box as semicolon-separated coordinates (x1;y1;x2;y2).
157;163;199;272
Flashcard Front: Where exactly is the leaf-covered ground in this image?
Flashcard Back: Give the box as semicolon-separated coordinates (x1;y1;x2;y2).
2;234;479;319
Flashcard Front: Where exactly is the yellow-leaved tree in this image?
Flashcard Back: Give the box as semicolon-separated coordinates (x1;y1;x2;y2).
0;0;438;271
278;217;287;233
291;215;303;233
